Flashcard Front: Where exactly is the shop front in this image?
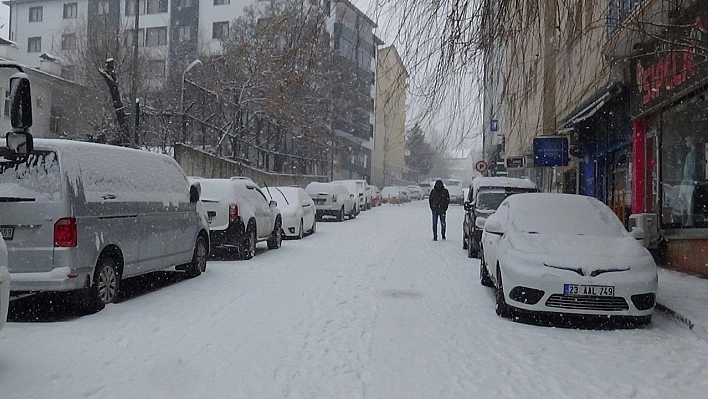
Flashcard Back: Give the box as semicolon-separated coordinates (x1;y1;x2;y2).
630;5;708;276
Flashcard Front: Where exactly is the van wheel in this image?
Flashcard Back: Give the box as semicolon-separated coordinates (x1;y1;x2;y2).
185;235;207;278
240;224;257;260
83;257;120;314
267;217;283;249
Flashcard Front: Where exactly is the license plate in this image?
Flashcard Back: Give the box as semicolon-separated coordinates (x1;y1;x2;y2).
0;226;14;240
564;284;614;297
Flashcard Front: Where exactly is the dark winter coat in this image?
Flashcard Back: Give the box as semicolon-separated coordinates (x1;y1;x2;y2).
429;181;450;212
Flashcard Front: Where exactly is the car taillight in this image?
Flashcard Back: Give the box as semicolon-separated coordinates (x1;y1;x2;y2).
332;195;337;202
229;204;239;221
54;217;77;247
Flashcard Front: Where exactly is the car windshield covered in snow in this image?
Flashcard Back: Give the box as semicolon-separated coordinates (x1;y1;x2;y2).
508;193;628;237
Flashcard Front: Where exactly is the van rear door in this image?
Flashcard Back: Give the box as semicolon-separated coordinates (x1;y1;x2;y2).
0;150;66;274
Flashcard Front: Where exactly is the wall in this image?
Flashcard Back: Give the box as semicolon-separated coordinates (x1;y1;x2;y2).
372;45;407;187
175;144;329;188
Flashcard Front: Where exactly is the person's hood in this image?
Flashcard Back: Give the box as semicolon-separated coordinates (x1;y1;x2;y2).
434;180;444;190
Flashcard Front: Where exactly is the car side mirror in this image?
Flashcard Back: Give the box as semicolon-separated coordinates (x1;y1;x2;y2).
475;216;487;229
629;226;645;241
10;73;33;131
5;132;33;155
484;219;504;235
189;184;200;203
269;200;278;208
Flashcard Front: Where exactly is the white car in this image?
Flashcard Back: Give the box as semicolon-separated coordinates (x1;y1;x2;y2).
0;237;9;332
306;182;357;221
406;185;424;200
194;177;282;260
261;186;316;239
331;180;366;212
479;193;657;324
381;186;403;204
443;179;465;205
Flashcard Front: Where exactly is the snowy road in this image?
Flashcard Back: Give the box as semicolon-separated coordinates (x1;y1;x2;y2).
1;201;708;398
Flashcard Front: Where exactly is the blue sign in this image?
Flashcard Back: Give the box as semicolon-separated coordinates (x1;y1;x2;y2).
490;119;499;132
533;136;569;167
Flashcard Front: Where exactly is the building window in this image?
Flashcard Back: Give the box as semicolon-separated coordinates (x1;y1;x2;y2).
149;60;165;78
61;34;77;50
97;0;109;15
146;0;167;13
50;106;62;134
146;27;167;46
214;0;230;5
124;28;145;47
27;37;41;52
178;25;191;42
29;6;43;22
125;0;146;15
212;21;229;40
63;3;78;19
175;0;195;7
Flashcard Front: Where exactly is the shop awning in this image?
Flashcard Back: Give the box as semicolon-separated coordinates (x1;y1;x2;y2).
558;82;625;132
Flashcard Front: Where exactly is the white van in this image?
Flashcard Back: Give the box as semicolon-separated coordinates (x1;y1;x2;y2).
0;139;210;313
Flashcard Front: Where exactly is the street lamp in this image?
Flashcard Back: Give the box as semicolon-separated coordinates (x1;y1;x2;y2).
180;59;202;143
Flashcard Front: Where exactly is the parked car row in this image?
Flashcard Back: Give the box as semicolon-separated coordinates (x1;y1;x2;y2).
379;185;427;204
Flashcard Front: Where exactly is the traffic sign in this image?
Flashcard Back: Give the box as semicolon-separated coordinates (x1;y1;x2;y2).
474;160;488;173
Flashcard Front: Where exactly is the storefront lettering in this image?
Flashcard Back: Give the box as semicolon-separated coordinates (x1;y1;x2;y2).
638;49;696;105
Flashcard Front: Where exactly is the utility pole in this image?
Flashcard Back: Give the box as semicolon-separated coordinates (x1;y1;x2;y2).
128;0;140;147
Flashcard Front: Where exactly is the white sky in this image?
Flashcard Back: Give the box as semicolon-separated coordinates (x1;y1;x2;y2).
2;201;707;398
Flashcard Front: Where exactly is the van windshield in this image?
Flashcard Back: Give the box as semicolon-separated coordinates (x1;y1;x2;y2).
0;150;62;202
476;187;536;211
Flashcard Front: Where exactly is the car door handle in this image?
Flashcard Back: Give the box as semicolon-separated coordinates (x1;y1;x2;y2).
102;194;117;200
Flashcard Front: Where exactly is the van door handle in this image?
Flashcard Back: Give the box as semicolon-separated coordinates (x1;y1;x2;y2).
102;194;116;200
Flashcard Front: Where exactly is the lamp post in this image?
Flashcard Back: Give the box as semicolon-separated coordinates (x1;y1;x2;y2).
180;59;202;143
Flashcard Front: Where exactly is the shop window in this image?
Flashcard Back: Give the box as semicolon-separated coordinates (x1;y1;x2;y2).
660;93;708;228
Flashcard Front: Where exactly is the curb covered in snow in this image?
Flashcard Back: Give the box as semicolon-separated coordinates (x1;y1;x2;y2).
656;303;708;342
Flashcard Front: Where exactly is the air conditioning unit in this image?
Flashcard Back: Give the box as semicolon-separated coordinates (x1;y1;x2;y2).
628;213;659;249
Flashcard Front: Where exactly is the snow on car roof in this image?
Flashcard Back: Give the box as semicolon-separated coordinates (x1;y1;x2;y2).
472;176;537;191
504;193;627;236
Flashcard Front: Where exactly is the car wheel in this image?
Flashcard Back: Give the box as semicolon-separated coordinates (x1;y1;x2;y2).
240;224;257;260
480;251;493;287
463;231;468;249
310;218;316;234
337;206;345;222
267;217;283;249
185;235;208;278
83;257;120;314
495;266;512;318
297;220;304;239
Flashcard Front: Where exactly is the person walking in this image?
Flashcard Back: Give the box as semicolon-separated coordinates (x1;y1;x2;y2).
429;180;450;241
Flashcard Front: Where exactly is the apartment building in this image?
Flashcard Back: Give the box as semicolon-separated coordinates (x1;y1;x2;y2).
372;44;407;187
483;0;708;277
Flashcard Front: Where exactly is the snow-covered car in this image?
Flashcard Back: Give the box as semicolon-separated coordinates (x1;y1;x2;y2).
196;177;282;260
380;186;403;204
306;182;357;221
406;185;424;200
444;179;465;205
463;177;538;258
419;182;432;198
479;193;657;324
0;237;9;332
261;186;316;239
331;180;366;212
369;185;382;207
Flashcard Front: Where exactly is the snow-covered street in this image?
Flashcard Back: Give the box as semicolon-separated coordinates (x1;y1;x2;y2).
2;201;708;398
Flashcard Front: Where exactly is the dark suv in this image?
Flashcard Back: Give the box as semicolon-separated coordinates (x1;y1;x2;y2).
463;177;538;258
